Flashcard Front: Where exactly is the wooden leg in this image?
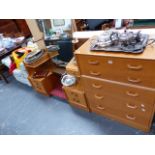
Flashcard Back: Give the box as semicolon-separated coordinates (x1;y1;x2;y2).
0;73;9;83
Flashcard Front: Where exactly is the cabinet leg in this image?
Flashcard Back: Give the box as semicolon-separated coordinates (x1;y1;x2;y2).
0;73;9;84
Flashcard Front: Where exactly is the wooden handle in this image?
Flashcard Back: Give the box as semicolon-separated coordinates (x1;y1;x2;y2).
90;71;101;76
126;114;136;120
94;94;104;100
127;77;141;83
88;60;99;65
92;83;102;89
126;91;139;97
126;103;137;109
141;108;146;112
127;64;142;70
97;105;105;110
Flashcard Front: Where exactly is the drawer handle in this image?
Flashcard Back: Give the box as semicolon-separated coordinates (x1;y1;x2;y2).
90;71;101;76
88;60;99;65
126;91;139;97
141;108;146;112
126;103;137;109
92;83;102;89
126;114;136;120
127;77;141;83
95;94;104;100
97;105;105;110
127;64;143;70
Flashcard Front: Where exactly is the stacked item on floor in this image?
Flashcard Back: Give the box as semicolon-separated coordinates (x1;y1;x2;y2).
1;41;39;86
11;47;32;86
13;62;31;86
2;56;31;86
1;55;31;86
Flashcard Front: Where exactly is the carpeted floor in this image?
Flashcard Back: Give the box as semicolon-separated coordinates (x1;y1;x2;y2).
0;76;155;135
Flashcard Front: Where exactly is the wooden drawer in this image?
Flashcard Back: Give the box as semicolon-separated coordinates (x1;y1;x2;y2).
91;106;152;132
82;76;155;106
76;54;155;88
28;76;45;92
86;91;153;117
33;81;44;92
69;76;83;90
85;92;155;131
63;86;89;111
28;73;56;96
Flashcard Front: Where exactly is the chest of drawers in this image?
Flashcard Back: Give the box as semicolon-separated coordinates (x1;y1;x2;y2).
74;39;155;132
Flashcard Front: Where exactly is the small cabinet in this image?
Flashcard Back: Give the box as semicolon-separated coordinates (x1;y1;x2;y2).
24;51;58;96
63;86;89;111
28;72;57;96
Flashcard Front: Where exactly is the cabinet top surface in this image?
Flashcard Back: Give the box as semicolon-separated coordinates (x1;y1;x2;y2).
24;51;58;68
66;57;79;71
75;38;155;60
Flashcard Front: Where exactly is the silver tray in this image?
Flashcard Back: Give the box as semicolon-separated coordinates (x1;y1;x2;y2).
24;50;44;64
90;33;149;54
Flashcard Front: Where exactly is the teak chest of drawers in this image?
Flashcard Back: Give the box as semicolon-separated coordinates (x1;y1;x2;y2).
64;39;155;132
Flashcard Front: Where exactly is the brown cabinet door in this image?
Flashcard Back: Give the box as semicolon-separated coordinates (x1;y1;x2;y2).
63;86;89;111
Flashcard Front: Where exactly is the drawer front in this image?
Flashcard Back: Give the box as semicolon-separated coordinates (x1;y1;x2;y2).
28;77;45;92
76;55;155;88
82;76;155;106
32;81;47;93
69;76;83;90
86;91;153;117
85;91;154;131
63;86;88;109
91;106;151;132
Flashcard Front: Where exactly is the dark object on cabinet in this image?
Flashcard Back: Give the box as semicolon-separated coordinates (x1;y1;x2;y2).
57;38;73;62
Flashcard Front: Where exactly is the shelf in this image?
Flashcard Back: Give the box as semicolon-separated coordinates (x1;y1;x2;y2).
24;51;58;68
